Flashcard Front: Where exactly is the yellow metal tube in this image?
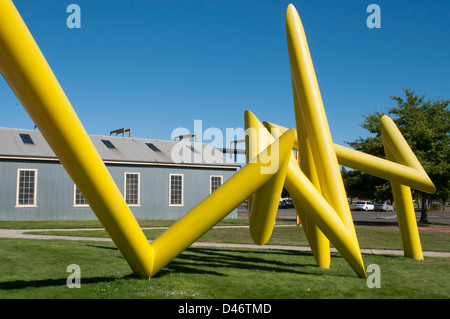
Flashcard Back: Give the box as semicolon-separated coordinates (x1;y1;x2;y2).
264;118;330;267
265;117;432;261
284;166;366;278
385;147;423;260
334;144;435;194
245;113;293;245
248;111;364;277
0;0;154;278
380;116;431;175
263;121;435;194
286;5;359;249
381;116;426;260
249;135;292;245
150;129;296;276
289;76;330;269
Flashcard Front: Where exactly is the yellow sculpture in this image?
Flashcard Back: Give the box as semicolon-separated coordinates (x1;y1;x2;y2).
0;0;435;280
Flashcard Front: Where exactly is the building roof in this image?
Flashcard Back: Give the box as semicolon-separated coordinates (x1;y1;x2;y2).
0;127;240;169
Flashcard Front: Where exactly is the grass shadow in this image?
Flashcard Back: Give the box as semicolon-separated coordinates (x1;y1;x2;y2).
0;276;117;290
154;247;340;279
85;244;119;251
354;221;399;227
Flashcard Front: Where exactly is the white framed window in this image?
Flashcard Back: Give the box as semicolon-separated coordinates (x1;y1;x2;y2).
169;173;183;206
124;172;140;206
16;169;37;207
73;184;89;207
210;175;223;194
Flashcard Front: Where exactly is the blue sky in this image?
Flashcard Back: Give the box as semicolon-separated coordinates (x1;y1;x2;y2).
1;0;449;164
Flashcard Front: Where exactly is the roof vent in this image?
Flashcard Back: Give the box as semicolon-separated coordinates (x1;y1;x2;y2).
110;128;131;138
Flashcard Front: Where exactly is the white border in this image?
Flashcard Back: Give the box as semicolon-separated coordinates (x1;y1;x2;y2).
15;168;37;208
124;172;140;206
209;174;223;194
73;184;89;207
168;173;184;206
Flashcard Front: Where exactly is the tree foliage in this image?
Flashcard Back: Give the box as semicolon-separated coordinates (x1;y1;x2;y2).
343;88;449;218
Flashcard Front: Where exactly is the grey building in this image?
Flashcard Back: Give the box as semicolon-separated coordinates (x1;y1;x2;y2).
0;127;240;220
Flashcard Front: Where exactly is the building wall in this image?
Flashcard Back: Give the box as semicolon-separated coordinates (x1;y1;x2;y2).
0;159;238;220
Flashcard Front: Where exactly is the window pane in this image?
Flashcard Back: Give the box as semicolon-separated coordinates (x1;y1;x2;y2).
75;186;87;206
19;133;34;144
125;173;139;205
101;139;116;149
210;176;223;193
18;170;36;206
170;175;183;205
146;143;161;152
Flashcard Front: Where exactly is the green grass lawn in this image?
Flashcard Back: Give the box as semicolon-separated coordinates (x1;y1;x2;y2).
0;219;449;299
17;219;450;252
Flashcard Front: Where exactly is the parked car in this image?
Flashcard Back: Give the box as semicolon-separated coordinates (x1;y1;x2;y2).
279;198;293;209
374;202;394;211
353;201;375;211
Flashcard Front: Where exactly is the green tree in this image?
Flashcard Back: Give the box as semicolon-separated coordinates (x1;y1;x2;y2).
345;88;449;223
341;166;391;202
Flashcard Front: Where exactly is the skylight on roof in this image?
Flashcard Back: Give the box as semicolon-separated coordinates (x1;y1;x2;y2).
146;143;161;152
101;139;116;149
19;133;34;145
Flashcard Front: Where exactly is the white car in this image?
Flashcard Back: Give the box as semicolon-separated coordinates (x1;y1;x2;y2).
354;201;374;211
375;202;395;211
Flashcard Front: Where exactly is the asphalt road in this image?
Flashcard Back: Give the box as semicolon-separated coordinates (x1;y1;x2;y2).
238;206;450;225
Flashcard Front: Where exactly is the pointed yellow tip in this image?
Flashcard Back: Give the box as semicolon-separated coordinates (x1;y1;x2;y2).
262;121;272;129
244;110;256;121
286;4;298;18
